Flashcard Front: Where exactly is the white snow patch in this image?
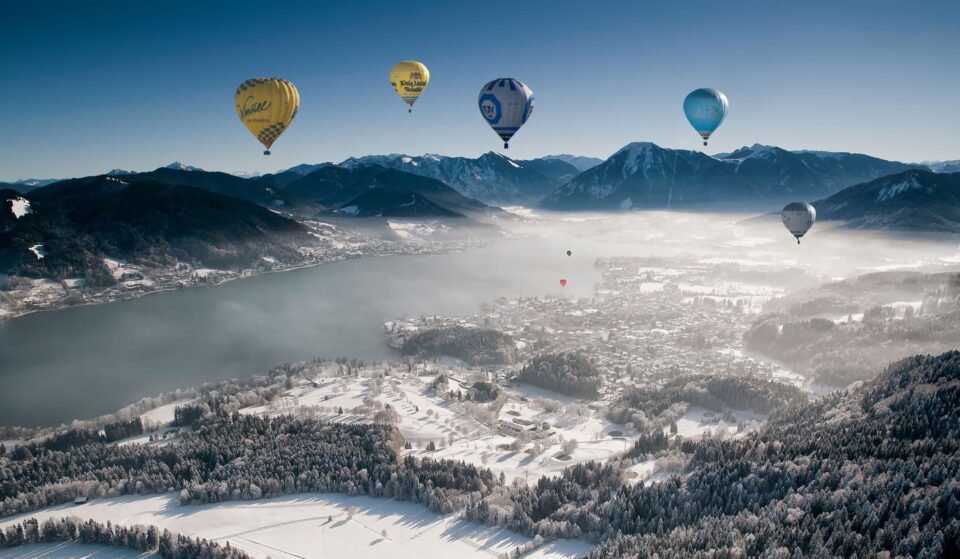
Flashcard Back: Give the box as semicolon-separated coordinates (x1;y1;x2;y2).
876;176;929;203
29;244;46;260
501;205;539;218
7;197;31;218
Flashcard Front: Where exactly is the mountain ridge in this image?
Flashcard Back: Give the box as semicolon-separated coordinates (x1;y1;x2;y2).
541;142;926;210
814;169;960;232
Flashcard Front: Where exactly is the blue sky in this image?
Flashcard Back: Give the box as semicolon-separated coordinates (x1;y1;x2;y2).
1;0;957;180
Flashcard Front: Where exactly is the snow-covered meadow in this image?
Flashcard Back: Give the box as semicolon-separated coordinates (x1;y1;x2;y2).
0;494;592;559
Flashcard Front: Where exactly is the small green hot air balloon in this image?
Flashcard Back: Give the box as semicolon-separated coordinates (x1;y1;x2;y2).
566;250;572;257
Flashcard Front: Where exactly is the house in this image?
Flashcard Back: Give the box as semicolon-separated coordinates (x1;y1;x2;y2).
73;497;88;505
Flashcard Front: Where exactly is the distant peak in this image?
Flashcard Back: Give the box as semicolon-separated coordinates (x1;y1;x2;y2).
614;142;663;155
164;162;203;172
339;157;364;169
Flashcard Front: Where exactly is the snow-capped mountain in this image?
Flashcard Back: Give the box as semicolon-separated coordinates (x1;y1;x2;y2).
106;168;136;176
541;142;925;211
540;154;604;172
280;163;331;176
815;169;960;232
164;162;203;172
919;160;960;173
13;178;60;188
347;152;579;204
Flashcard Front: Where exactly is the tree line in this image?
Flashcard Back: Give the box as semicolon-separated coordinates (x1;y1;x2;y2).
0;516;250;558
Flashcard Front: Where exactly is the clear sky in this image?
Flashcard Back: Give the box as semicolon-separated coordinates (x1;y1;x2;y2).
1;0;958;181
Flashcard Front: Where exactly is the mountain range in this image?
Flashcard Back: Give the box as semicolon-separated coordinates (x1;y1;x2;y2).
539;154;604;172
815;169;960;233
540;143;926;211
6;145;960;233
921;160;960;173
343;152;581;204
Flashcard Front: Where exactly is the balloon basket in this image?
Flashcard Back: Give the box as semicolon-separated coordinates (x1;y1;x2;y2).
263;150;271;155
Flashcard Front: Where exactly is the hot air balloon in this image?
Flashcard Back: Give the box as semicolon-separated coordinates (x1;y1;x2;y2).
683;88;728;146
566;250;572;257
478;78;535;149
390;61;430;113
560;279;567;287
781;202;816;244
235;78;300;155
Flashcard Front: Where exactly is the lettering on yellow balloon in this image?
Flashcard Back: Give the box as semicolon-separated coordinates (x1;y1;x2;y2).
241;95;272;118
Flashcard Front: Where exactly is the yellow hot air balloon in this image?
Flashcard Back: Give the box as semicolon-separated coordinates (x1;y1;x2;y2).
235;78;300;155
390;61;430;113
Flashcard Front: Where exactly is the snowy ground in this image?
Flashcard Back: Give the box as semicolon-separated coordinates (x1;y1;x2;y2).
0;494;592;559
7;197;32;219
238;363;647;485
0;543;153;558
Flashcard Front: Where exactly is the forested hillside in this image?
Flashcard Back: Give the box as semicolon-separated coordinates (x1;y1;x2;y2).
465;352;960;557
400;326;519;366
517;353;603;398
746;272;960;386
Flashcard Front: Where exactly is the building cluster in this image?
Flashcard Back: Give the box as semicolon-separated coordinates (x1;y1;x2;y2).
386;255;802;403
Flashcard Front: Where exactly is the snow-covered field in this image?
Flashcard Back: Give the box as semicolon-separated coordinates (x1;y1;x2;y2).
0;494;592;559
0;543;152;558
238;363;646;485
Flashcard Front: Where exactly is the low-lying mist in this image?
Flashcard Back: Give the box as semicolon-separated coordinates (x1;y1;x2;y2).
1;209;958;427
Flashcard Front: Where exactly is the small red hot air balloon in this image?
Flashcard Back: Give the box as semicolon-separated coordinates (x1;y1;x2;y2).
560;279;567;287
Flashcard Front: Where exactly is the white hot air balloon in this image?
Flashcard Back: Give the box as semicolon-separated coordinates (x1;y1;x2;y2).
478;78;535;149
781;202;816;244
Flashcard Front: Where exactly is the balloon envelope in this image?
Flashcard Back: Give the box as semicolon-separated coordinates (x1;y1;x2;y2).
782;202;816;243
566;250;572;256
478;78;535;149
560;279;567;287
235;78;300;155
390;61;430;111
683;88;728;145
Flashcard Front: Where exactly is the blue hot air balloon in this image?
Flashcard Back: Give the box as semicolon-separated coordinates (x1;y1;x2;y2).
683;88;728;146
478;78;535;149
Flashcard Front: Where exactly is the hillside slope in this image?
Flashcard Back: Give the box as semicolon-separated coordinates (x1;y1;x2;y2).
1;176;311;286
815;169;960;232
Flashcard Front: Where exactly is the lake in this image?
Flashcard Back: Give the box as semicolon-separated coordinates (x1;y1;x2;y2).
2;211;957;427
0;233;602;427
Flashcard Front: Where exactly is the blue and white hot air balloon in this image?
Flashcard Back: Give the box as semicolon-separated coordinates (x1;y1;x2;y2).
683;88;728;146
478;78;535;149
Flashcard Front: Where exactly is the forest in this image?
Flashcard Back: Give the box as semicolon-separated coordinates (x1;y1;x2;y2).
607;373;807;426
517;353;603;399
0;405;497;517
0;516;248;559
401;325;520;366
746;271;960;387
465;351;960;557
2;352;959;557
